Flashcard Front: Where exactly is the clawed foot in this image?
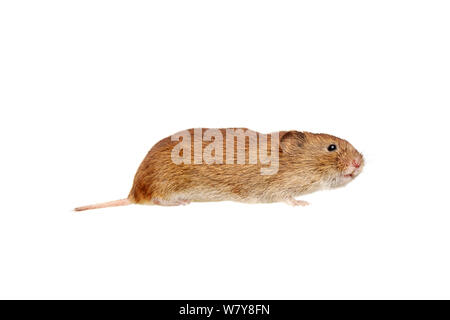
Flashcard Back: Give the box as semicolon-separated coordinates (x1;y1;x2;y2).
285;198;310;207
153;199;191;206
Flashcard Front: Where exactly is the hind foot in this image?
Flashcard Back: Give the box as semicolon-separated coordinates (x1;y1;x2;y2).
285;198;310;207
153;199;191;206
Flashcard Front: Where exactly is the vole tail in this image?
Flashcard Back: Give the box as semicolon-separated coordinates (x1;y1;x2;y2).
74;198;131;212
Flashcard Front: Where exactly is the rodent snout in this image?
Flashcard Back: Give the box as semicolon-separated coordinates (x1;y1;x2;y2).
352;159;361;168
345;155;364;176
350;153;364;169
342;155;364;179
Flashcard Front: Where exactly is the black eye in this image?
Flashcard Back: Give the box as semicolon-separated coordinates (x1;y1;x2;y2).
327;144;337;152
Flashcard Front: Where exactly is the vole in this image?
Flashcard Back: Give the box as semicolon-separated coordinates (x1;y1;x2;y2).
75;128;364;211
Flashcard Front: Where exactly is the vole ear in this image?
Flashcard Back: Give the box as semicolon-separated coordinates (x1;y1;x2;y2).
280;131;306;154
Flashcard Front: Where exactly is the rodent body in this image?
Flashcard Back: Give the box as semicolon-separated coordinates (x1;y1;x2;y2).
75;128;364;211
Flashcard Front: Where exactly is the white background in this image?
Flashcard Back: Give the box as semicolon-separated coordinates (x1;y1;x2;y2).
1;1;449;299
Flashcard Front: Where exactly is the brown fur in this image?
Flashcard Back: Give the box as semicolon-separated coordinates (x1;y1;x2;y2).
128;128;364;205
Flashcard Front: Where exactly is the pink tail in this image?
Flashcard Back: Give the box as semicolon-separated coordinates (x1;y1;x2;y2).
74;198;131;212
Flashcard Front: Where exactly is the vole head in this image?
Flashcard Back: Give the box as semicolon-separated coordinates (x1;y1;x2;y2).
280;131;364;188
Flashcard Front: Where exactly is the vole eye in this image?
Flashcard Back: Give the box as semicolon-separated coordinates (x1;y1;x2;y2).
327;144;337;152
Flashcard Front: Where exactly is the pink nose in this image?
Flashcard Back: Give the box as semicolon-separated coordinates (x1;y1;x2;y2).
352;160;361;168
